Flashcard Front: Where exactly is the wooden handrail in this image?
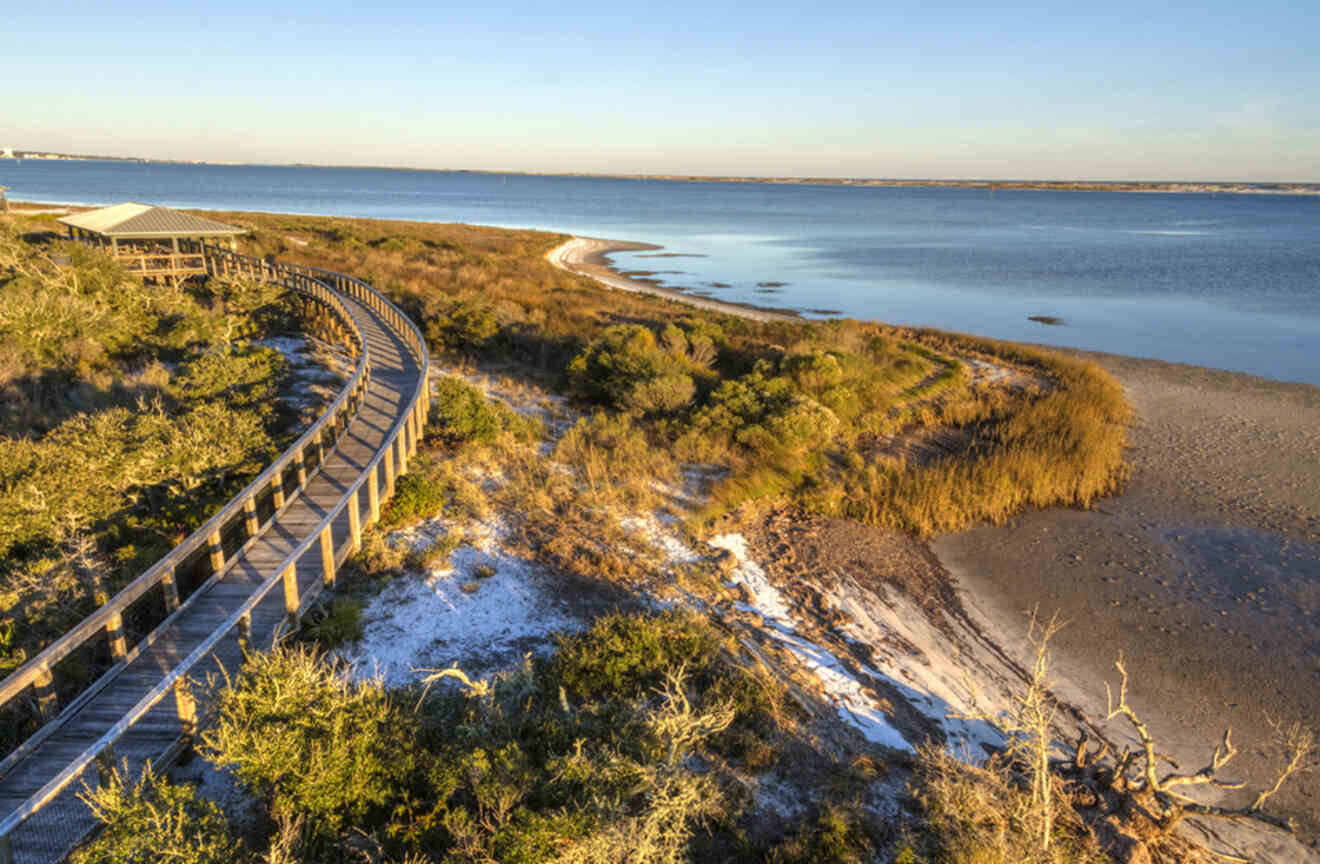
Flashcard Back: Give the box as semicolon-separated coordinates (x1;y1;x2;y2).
0;251;368;715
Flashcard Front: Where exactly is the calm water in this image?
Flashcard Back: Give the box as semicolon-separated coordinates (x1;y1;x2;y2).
6;160;1318;384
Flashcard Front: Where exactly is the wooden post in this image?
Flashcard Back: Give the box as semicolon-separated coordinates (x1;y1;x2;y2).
272;473;286;509
348;489;362;553
237;612;251;653
106;612;127;661
295;450;307;488
174;676;197;741
95;745;117;787
281;564;300;630
208;530;225;575
162;566;180;612
1;830;14;864
368;463;380;524
34;665;58;722
384;440;396;498
243;497;259;538
319;525;335;589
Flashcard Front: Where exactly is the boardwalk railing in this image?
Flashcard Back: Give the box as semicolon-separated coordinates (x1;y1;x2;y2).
0;246;430;863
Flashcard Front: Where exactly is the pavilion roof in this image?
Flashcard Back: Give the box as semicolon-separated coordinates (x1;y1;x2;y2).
58;203;245;238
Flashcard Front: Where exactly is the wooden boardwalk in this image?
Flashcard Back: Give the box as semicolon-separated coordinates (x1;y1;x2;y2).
0;256;428;863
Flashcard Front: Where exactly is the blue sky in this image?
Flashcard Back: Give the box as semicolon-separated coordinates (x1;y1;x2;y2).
4;0;1318;180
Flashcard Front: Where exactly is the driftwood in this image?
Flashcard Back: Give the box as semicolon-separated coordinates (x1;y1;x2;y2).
1048;653;1320;863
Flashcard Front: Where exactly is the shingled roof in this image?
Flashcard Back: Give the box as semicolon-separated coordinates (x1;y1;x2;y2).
58;203;245;238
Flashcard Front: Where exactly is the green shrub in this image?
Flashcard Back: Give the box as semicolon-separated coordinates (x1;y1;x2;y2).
685;366;838;458
765;803;877;864
75;764;237;864
381;471;450;529
566;324;703;416
302;597;364;649
202;646;416;835
425;300;500;352
428;376;538;446
552;610;726;704
379;450;489;530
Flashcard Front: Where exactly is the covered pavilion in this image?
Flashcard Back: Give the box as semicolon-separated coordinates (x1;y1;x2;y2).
57;203;246;283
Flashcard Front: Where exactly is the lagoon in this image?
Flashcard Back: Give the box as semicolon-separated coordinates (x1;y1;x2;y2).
6;159;1318;384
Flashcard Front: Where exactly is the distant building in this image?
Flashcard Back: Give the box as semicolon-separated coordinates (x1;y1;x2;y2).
0;148;13;159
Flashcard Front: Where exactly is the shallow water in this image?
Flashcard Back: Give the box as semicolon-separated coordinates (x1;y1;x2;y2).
6;160;1318;384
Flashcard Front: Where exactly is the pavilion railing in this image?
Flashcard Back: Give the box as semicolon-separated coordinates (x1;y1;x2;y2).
0;244;430;864
116;252;207;274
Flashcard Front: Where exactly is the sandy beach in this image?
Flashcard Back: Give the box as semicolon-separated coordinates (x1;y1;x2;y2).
545;236;801;323
552;235;1320;847
938;353;1320;842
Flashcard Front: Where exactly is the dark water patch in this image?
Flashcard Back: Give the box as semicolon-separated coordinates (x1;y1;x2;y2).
807;308;843;316
757;281;789;288
755;287;782;294
1028;315;1066;326
636;252;707;258
707;282;732;289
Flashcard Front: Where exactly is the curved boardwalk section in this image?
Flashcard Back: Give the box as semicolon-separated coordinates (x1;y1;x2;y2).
0;251;429;863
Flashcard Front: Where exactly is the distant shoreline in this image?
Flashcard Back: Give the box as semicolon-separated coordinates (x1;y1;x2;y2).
4;154;1318;196
544;237;801;323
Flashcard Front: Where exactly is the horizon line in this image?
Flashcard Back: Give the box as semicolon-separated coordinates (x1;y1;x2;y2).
3;151;1319;189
